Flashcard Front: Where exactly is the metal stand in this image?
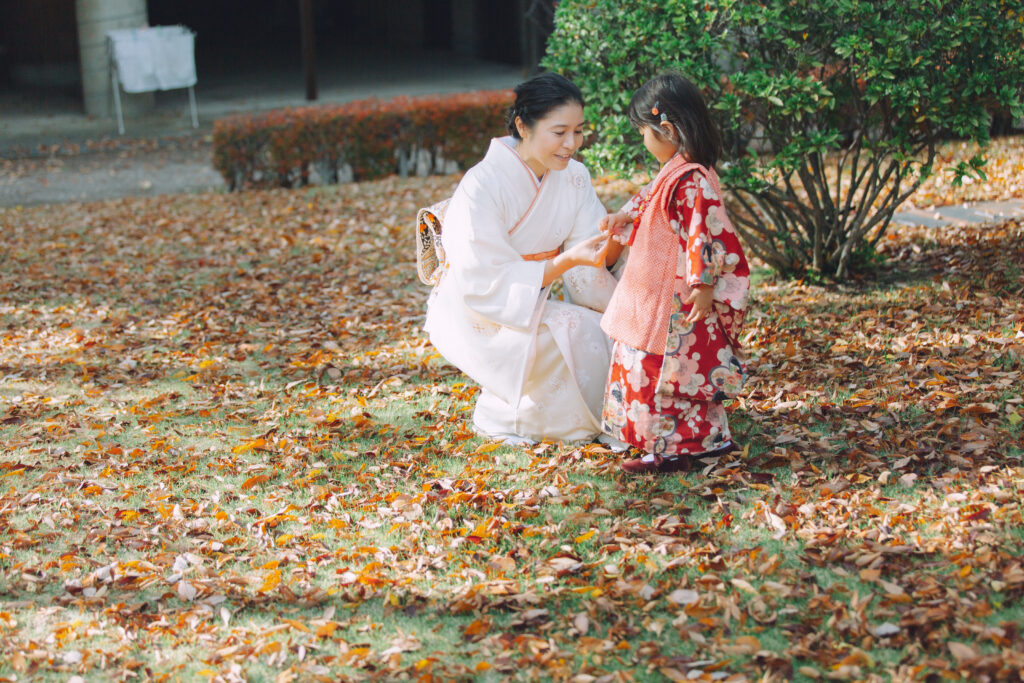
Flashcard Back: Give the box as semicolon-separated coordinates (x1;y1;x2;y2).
110;56;125;135
188;84;198;128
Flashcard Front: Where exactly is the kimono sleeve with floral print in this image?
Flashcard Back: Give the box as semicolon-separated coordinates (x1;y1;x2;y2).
655;171;750;402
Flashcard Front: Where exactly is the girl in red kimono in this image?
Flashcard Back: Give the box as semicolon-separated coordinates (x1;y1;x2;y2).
600;73;750;474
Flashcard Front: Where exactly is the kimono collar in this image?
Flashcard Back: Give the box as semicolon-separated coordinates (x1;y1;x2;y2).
654;153;692;185
492;136;547;189
654;153;722;203
627;154;711;247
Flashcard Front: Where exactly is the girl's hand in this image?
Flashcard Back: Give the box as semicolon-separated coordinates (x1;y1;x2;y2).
563;233;611;268
684;285;714;323
600;212;633;245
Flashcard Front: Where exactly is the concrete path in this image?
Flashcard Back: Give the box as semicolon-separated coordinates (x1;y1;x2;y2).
891;200;1024;228
0;139;225;206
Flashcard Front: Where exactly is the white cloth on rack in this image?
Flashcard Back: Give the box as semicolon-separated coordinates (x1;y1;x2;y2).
152;27;196;89
108;26;196;93
108;29;155;92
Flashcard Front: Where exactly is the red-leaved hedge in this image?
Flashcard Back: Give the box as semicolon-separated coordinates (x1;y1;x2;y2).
212;90;514;190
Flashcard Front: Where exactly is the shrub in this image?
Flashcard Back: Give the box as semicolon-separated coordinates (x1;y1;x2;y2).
212;90;514;190
545;0;1024;280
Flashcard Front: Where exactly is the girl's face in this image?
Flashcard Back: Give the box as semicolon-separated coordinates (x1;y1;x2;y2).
516;103;585;178
641;124;678;164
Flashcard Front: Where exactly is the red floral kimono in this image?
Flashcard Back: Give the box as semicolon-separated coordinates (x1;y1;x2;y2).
601;164;749;457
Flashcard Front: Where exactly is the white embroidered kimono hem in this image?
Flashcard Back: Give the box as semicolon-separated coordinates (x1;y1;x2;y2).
424;137;617;443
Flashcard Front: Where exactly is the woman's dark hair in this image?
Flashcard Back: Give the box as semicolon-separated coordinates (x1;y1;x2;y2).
506;72;584;140
628;73;722;169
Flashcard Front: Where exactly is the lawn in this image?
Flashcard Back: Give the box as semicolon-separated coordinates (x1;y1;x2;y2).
0;173;1022;682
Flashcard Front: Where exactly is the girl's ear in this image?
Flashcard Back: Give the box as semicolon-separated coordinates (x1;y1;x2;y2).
658;120;676;142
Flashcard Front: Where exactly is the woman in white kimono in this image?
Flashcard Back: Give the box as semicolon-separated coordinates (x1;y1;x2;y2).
424;73;623;444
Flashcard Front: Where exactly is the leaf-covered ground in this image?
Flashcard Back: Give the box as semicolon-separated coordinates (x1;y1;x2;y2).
909;136;1024;207
0;174;1022;683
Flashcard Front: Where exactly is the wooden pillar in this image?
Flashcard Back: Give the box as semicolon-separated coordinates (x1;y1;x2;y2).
387;0;424;51
299;0;317;101
451;0;478;58
519;0;531;77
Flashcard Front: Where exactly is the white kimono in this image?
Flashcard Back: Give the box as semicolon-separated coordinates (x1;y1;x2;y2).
424;137;619;443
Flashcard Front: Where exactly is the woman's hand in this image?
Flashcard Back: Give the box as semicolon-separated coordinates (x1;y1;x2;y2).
600;212;633;245
684;284;714;323
563;233;611;268
543;234;610;286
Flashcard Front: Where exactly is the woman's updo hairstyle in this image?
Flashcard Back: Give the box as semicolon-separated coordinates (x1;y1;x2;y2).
506;72;584;140
628;72;722;169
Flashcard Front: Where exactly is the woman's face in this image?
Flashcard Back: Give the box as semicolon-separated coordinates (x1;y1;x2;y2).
516;102;585;178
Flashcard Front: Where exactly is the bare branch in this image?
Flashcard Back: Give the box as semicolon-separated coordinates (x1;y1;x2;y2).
728;193;793;270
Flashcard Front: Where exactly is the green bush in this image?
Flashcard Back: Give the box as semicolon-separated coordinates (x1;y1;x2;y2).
545;0;1024;280
212;90;513;190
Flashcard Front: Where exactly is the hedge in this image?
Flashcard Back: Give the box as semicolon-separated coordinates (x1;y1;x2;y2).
212;90;514;190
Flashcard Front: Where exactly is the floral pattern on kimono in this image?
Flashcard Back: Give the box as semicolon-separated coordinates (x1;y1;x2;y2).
601;171;749;456
604;342;732;456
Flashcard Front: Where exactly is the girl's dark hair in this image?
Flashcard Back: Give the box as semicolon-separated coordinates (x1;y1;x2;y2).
628;73;722;169
506;72;584;140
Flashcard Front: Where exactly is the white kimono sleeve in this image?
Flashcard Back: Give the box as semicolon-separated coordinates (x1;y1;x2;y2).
442;171;547;331
561;165;620;313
